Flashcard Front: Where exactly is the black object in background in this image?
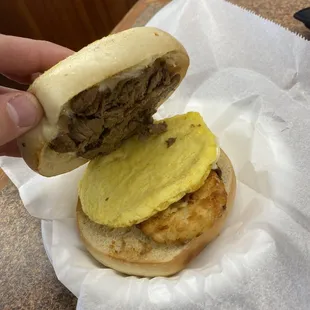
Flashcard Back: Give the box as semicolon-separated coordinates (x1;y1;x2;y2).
294;7;310;30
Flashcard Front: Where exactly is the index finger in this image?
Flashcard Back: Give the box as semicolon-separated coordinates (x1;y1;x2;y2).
0;35;74;77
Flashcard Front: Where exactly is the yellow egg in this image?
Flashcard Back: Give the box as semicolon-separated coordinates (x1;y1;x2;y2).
79;112;218;227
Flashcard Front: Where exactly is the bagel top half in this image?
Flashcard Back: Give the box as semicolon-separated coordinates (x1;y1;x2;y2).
17;27;189;177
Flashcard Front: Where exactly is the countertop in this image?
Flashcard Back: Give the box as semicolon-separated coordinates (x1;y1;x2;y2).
1;0;309;309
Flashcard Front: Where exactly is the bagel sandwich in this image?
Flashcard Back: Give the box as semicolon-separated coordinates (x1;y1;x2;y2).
17;27;236;277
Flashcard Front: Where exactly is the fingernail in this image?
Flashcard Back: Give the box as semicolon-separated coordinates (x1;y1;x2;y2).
6;94;39;128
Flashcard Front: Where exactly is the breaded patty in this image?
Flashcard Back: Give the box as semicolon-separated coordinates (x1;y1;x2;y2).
139;171;227;244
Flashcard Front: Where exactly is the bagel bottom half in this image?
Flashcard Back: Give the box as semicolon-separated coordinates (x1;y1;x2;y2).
76;150;236;277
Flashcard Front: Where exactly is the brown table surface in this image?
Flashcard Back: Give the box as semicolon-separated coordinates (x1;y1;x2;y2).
1;0;309;309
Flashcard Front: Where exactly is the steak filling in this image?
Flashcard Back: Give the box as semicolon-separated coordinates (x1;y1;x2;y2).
49;59;180;159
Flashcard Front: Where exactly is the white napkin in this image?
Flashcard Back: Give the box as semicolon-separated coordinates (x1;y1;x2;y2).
2;0;310;308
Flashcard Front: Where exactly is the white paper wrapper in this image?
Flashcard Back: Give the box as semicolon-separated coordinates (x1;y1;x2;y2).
2;0;310;308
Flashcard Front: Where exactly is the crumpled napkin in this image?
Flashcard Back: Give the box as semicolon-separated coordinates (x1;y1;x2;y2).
2;0;310;309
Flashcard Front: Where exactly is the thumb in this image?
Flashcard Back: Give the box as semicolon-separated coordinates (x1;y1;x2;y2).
0;92;43;146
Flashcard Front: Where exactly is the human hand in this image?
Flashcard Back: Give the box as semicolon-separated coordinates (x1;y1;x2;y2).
0;35;73;157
